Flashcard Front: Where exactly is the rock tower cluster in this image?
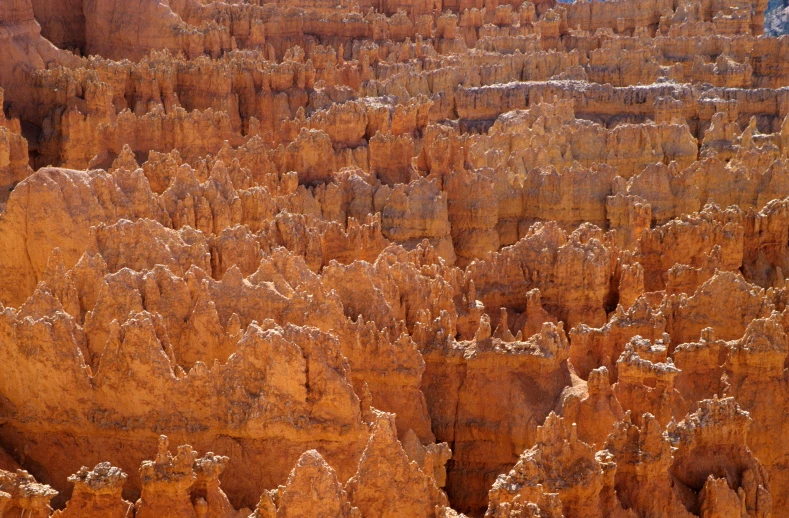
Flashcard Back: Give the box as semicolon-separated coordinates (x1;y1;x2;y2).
0;0;787;516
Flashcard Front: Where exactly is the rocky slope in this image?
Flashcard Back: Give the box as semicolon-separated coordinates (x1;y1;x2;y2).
0;0;787;516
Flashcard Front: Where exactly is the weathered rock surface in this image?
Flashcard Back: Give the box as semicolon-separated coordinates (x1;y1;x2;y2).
1;0;788;516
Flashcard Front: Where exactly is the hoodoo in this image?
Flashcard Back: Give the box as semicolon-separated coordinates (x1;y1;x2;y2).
0;0;787;516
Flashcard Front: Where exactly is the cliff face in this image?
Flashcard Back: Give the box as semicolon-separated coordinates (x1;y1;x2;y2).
0;0;788;517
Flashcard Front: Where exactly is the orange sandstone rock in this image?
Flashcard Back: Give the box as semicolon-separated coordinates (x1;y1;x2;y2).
0;0;787;517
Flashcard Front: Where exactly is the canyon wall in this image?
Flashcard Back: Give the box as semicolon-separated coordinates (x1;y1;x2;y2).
0;0;788;517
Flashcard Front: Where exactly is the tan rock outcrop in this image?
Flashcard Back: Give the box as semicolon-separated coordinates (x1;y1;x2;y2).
51;463;131;518
346;412;449;518
422;322;573;514
485;412;626;518
0;470;58;518
258;449;360;518
602;413;692;517
0;0;787;517
666;397;772;517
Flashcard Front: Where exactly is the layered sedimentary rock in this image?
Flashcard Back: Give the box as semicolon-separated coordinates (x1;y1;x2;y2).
1;0;789;516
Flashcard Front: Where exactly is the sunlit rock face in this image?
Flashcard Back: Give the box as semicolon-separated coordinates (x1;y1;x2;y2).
0;0;788;517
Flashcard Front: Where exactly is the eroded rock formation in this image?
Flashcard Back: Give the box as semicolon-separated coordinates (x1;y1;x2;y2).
0;0;788;516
